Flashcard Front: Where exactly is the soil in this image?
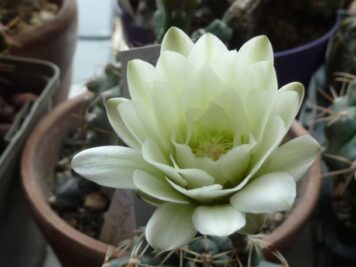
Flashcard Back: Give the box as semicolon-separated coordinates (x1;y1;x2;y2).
0;0;58;37
49;126;114;239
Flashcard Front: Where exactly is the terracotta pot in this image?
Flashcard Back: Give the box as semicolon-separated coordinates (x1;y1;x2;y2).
8;0;78;105
21;94;322;267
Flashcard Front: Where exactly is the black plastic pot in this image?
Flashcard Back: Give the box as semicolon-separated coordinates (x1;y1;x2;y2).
0;55;59;267
114;0;340;87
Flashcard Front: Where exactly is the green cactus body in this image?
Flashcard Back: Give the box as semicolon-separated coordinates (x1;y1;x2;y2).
326;15;356;91
84;64;122;146
104;233;282;267
324;85;356;170
154;0;201;41
191;19;233;44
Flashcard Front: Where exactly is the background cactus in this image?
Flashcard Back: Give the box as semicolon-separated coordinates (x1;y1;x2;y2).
323;80;356;171
326;13;356;92
103;231;283;267
154;0;201;41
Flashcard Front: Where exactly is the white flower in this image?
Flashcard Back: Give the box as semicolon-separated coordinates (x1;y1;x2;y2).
72;27;320;251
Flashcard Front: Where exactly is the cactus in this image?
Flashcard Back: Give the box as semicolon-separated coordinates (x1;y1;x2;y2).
154;0;201;41
324;80;356;171
83;63;122;146
326;14;356;92
103;231;284;267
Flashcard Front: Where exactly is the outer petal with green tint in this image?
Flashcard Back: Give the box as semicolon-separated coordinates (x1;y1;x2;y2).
161;27;194;57
257;135;320;181
230;172;296;213
71;146;157;189
133;170;190;204
127;59;154;103
106;98;140;148
236;35;274;65
154;51;194;94
188;33;228;68
146;203;196;251
274;82;304;129
192;205;246;236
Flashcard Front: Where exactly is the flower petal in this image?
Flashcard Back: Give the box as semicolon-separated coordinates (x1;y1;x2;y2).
71;146;155;189
174;143;197;168
218;143;254;185
127;59;154;102
192;205;246;236
106;98;140;148
274;82;304;129
230;172;296;213
146;203;196;251
210;50;238;87
118;100;147;144
178;168;215;188
167;179;234;204
161;27;194;57
188;33;228;68
193;103;232;136
149;81;182;141
232;116;286;190
180;64;228;112
142;139;187;187
154;51;194;94
237;35;274;65
257;135;320;181
212;89;250;137
133;170;190;204
239;213;266;234
245;88;276;141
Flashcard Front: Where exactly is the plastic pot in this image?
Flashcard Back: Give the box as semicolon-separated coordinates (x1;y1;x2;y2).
113;0;339;87
0;55;59;267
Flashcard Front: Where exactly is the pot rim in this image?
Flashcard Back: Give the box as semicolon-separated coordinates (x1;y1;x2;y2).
274;12;340;57
21;93;322;259
21;93;111;259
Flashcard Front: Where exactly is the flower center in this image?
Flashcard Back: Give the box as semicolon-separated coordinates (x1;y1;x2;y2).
193;135;233;161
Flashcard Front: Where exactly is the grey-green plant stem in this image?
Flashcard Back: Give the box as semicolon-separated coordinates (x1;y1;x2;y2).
222;0;260;26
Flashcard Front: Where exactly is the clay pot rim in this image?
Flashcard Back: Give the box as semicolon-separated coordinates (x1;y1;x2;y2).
21;93;111;257
10;0;76;45
21;93;322;258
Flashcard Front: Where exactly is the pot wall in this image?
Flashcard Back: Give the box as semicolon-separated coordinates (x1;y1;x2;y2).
21;94;322;266
8;0;78;105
